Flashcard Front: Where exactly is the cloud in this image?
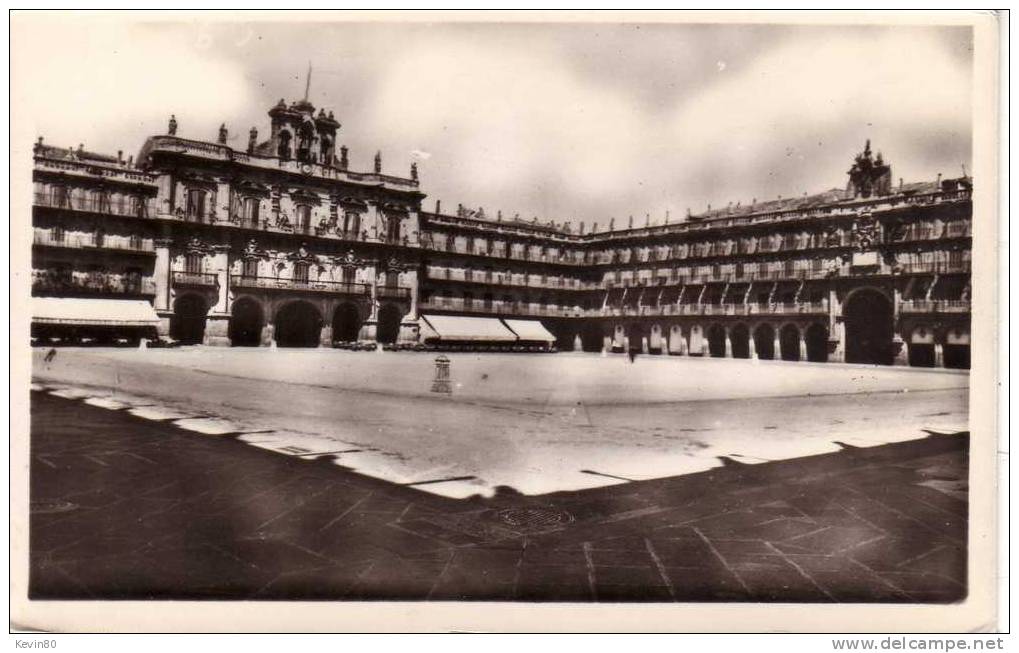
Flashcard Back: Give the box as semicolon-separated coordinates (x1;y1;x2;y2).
14;20;971;226
15;20;252;155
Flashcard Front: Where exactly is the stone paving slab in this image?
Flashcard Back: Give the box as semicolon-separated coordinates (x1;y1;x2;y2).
28;391;968;602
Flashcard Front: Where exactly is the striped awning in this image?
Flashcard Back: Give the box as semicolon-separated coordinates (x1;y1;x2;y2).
32;297;160;327
502;319;556;343
420;314;518;342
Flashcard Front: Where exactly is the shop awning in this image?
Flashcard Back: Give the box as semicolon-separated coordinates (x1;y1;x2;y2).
32;297;161;327
502;319;556;343
420;314;518;342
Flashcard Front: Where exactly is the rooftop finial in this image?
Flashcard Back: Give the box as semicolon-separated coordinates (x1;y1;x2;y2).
303;61;312;103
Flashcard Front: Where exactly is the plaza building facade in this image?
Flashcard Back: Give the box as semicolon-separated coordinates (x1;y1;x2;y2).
31;99;973;368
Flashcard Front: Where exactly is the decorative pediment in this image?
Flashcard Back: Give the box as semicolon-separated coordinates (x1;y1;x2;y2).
377;255;413;273
337;195;367;208
333;249;374;269
179;173;219;187
288;187;322;204
287;243;317;263
233;179;271;195
184;236;212;253
241;238;267;260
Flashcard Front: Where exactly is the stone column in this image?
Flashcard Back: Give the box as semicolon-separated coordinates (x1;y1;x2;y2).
934;343;945;368
748;333;757;359
724;328;733;358
153;239;172;312
216;180;232;223
799;331;808;361
260;323;274;347
210;245;231;314
893;334;909;366
366;200;380;241
773;327;782;361
319;325;333;348
641;336;649;354
407;268;419;319
603;335;612;353
202;245;232;346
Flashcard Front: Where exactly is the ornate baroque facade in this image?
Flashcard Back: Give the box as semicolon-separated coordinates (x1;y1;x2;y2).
31;99;973;368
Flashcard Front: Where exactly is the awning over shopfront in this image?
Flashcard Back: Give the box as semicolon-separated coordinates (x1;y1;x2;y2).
32;297;161;327
502;319;556;344
420;314;518;342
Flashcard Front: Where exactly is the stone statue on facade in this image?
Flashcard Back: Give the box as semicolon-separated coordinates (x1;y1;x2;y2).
410;162;418;182
168;115;178;135
218;124;228;145
374;151;382;174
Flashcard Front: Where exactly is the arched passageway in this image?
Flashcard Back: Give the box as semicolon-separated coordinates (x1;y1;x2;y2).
805;323;829;362
274;301;322;348
730;324;751;359
332;302;362;343
377;303;403;344
844;289;894;365
780;324;801;361
707;324;727;358
229;297;263;347
581;323;604;352
170;294;208;345
626;323;646;352
753;324;775;360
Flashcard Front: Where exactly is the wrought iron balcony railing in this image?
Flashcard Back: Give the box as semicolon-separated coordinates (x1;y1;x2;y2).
230;275;370;296
375;285;412;300
33;192;155;218
172;271;219;287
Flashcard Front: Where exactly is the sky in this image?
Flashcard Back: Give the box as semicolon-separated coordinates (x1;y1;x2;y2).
16;18;973;227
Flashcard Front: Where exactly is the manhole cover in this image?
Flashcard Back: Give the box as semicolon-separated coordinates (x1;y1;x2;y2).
497;507;574;530
30;499;78;514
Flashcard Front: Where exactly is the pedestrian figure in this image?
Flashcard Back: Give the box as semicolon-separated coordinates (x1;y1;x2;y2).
628;349;637;364
44;348;57;363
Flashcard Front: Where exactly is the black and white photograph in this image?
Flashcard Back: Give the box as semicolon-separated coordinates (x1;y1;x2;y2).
9;10;1002;634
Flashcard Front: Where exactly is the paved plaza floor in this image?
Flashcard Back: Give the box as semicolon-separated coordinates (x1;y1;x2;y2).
30;348;970;498
29;390;968;602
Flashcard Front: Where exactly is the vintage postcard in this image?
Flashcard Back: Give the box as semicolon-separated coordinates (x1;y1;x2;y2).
9;9;1002;633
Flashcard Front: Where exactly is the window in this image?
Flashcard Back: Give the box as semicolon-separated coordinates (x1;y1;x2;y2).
124;267;143;293
51;185;70;208
242;258;259;278
129;234;143;250
92;189;110;213
51;226;65;243
186;189;206;221
385;271;399;288
293;262;310;284
129;195;145;217
95;228;105;248
387;215;401;243
277;131;292;160
294;205;312;233
342;267;356;284
243;197;260;225
185;253;203;274
343;211;360;236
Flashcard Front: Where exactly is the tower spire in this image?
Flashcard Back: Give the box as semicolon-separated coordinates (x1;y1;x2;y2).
303;62;312;103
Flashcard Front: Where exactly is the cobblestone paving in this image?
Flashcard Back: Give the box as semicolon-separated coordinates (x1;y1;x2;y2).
29;392;967;602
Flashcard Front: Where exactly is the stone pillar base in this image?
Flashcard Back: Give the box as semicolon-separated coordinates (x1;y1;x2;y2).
319;325;333;348
892;337;909;366
203;315;231;346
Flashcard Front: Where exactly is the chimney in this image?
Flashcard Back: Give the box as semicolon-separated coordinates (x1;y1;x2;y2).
936;173;942;188
117;150;123;164
435;199;441;214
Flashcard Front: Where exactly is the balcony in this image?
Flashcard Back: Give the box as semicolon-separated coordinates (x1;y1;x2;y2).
33;192;155;218
172;271;219;287
33;230;154;254
900;299;971;314
33;272;155;296
143;135;419;190
420;297;579;318
230;275;370;296
897;261;971;275
376;285;412;301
